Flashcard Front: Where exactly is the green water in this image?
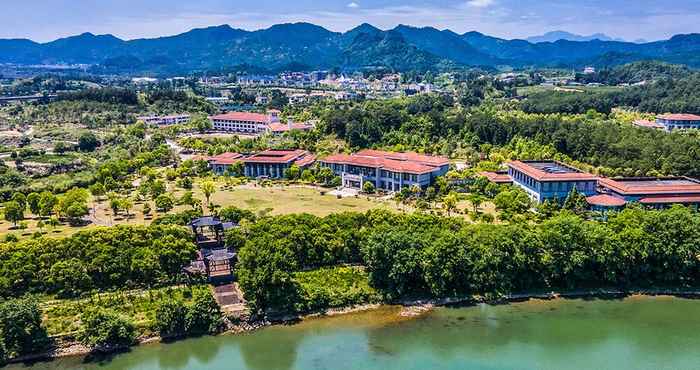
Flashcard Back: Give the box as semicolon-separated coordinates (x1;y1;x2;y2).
10;296;700;370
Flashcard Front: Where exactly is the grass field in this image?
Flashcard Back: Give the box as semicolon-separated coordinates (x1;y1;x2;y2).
517;84;624;97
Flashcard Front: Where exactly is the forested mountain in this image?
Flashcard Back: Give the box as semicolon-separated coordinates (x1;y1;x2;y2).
526;30;623;43
2;23;700;74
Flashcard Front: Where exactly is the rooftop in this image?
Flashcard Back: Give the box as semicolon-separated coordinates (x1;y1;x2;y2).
209;152;244;165
479;171;513;184
633;119;665;129
598;177;700;195
269;122;314;132
243;149;311;164
321;150;449;175
657;113;700;121
586;194;626;207
211;112;271;123
507;161;598;182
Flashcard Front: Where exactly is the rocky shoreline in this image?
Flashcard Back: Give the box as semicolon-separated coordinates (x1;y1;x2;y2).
9;288;700;365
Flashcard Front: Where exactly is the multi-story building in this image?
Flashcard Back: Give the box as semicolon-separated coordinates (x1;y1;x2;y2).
210;111;280;134
320;150;449;191
243;149;316;179
506;160;598;203
137;114;190;126
655;114;700;131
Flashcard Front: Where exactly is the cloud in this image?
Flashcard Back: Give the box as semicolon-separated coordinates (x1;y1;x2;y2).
347;2;359;9
465;0;495;8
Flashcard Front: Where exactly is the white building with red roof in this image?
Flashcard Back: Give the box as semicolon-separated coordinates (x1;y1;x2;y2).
209;110;280;134
320;149;449;191
655;113;700;131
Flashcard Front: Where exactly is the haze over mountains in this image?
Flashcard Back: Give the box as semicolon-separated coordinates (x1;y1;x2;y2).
0;23;698;74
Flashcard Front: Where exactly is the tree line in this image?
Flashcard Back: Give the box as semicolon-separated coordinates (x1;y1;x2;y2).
237;206;700;313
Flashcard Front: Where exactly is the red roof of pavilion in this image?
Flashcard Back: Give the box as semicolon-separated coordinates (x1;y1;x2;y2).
479;171;513;184
586;194;626;207
507;161;598;182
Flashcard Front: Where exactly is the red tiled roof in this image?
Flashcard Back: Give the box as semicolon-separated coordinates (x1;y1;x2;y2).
269;122;314;132
586;194;626;207
321;150;448;175
479;171;513;184
208;152;243;165
598;177;700;196
633;119;664;129
507;161;598;182
657;113;700;121
639;195;700;204
294;154;316;167
243;149;310;164
211;112;271;123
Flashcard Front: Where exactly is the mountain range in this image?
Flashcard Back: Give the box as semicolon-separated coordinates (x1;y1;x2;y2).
1;23;699;74
525;31;627;43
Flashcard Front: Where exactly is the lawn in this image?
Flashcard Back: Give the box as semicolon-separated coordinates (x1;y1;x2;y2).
206;184;399;217
294;266;381;312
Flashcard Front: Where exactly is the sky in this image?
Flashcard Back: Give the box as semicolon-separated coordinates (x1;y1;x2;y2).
1;0;699;43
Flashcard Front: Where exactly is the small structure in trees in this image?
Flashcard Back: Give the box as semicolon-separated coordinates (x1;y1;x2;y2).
188;216;237;283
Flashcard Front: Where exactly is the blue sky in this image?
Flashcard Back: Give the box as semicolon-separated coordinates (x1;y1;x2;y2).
2;0;699;42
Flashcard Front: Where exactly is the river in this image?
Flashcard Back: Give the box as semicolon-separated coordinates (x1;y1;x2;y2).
10;296;700;370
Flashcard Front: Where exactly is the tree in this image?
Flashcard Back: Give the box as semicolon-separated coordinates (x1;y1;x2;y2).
0;297;49;359
11;192;26;211
89;183;106;200
224;162;244;177
4;201;24;226
362;181;376;194
284;165;301;180
121;198;134;218
155;194;175;212
79;309;136;350
78;132;99;152
184;290;223;335
38;191;57;217
26;192;40;215
317;167;334;185
467;193;484;214
150;180;166;199
191;114;213;133
142;203;152;215
300;169;315;183
443;192;459;215
49;259;91;298
563;188;589;215
178;191;200;210
155;299;187;338
178;176;193;189
109;196;121;216
200;180;216;211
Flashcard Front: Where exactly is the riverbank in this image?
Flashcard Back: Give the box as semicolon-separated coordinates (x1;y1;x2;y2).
9;287;700;365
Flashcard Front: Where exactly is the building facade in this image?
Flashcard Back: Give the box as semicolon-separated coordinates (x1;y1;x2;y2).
597;177;700;208
655;114;700;131
210;111;280;134
243;149;316;179
137;114;190;125
507;161;598;203
207;152;244;175
320;150;449;191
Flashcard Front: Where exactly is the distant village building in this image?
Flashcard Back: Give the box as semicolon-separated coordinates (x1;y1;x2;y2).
137;114;190;126
320;150;449;191
268;119;315;135
243;149;316;179
583;67;596;74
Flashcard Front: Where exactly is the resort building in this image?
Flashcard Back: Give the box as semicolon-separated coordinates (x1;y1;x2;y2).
137;114;190;126
319;149;449;191
654;113;700;131
210;110;280;134
596;177;700;209
506;160;598;203
207;152;244;175
243;149;316;179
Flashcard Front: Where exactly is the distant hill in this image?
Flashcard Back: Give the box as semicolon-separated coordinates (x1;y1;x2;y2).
1;23;700;74
526;30;623;43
